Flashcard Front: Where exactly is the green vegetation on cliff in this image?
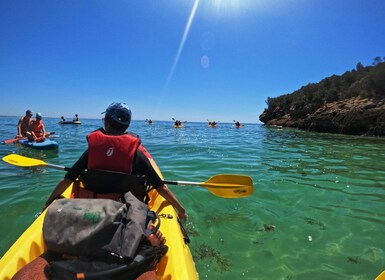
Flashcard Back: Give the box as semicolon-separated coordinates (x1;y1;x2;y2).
263;57;385;120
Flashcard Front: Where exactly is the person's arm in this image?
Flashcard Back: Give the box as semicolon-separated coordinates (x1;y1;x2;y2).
156;185;188;219
30;129;37;140
17;117;23;137
40;123;46;140
28;121;37;140
135;149;188;219
41;123;46;136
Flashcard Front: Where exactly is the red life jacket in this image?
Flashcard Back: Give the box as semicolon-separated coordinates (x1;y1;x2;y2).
31;121;44;137
87;129;141;174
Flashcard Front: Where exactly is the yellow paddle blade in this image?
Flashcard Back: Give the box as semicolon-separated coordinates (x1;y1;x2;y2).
2;154;47;167
201;174;253;198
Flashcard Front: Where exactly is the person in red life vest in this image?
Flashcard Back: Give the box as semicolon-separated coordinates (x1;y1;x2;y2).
13;103;184;280
27;112;46;142
46;102;187;219
16;109;33;138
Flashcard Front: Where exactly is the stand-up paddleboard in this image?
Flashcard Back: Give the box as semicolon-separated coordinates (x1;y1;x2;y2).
17;139;59;150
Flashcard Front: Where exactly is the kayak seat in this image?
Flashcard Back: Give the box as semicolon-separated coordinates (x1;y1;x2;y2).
72;170;150;202
71;180;121;201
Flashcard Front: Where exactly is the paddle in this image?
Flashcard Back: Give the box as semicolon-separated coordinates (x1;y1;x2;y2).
2;154;69;171
2;154;253;198
3;132;56;144
3;137;26;144
172;118;187;123
164;175;253;198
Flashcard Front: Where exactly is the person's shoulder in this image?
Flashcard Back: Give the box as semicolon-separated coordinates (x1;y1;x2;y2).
136;147;149;162
126;131;141;142
126;131;139;137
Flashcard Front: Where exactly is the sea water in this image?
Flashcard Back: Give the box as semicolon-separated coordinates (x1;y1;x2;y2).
0;116;384;279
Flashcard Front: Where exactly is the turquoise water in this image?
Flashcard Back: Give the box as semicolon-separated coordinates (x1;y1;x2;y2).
0;116;384;279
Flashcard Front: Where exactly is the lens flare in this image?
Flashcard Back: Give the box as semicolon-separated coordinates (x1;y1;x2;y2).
201;55;210;69
165;0;200;90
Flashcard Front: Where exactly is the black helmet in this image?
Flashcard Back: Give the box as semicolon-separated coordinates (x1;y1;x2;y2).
102;102;132;126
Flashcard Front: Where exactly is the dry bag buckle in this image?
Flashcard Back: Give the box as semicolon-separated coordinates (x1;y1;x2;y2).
159;213;173;219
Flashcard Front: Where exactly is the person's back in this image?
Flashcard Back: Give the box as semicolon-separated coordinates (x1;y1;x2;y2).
45;102;187;218
88;129;140;173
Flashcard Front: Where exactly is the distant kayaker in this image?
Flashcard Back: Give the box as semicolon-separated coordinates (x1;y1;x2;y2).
234;120;243;128
73;114;79;122
46;102;187;219
27;112;46;142
60;116;66;122
174;120;182;126
16;109;33;138
207;120;218;127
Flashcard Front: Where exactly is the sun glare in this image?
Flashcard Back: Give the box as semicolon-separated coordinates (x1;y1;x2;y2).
204;0;284;18
207;0;259;16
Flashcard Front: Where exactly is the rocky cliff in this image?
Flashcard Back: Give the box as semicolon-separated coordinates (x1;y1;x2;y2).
259;97;385;136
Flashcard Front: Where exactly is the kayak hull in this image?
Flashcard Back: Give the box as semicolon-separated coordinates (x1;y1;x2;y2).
17;139;59;150
376;270;385;280
0;157;198;279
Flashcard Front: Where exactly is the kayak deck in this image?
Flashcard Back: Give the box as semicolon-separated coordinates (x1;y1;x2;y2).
0;159;198;279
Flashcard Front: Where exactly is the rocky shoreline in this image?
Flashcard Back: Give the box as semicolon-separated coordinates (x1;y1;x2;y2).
259;97;385;136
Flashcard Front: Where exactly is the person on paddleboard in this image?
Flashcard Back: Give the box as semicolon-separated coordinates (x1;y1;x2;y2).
27;112;46;142
16;109;33;138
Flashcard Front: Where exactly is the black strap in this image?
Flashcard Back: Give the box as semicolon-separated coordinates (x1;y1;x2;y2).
144;211;160;236
80;169;148;195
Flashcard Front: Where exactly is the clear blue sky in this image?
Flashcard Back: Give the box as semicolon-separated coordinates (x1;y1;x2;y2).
1;0;385;123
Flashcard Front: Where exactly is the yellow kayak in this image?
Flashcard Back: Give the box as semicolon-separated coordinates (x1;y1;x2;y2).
0;156;198;279
376;270;385;280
